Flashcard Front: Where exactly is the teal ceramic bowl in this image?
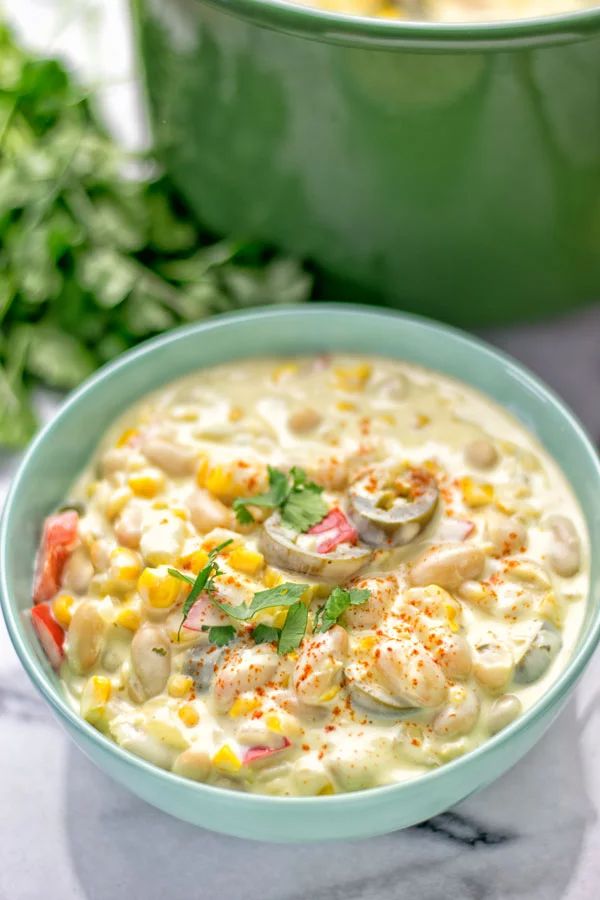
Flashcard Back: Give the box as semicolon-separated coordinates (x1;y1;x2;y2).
132;0;600;324
2;305;599;842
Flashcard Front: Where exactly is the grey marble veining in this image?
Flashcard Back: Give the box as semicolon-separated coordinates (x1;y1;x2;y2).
1;305;599;900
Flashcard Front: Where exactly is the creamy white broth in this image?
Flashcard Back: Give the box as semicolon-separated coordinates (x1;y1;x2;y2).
289;0;596;22
30;356;588;796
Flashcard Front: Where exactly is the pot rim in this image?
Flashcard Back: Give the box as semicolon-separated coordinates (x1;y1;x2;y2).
194;0;600;47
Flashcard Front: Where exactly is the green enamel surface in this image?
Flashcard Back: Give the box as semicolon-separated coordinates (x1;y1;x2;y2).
132;0;600;324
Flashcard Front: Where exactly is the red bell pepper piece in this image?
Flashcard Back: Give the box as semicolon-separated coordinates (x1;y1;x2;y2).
243;737;291;765
33;510;79;604
308;508;358;554
31;604;65;670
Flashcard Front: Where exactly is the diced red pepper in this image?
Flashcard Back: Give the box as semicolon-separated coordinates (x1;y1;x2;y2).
243;737;291;765
33;510;79;604
308;508;358;554
31;603;65;670
183;593;229;632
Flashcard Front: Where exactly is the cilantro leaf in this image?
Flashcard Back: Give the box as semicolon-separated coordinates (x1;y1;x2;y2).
282;487;328;532
168;538;233;637
252;623;281;645
317;586;371;632
202;624;236;647
233;465;327;532
215;581;308;621
277;601;308;655
232;466;289;523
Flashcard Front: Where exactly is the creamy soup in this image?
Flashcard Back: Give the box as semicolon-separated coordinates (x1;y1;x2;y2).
291;0;595;22
29;356;588;796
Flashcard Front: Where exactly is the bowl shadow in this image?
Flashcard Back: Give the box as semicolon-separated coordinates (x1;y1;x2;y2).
64;694;594;900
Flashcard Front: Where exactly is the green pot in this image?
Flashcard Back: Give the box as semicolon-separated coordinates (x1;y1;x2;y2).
132;0;600;324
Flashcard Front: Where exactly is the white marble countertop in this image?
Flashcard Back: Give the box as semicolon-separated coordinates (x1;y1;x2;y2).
1;306;600;900
2;2;600;896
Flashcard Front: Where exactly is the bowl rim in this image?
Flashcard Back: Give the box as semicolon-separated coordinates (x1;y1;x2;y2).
190;0;600;47
2;303;600;813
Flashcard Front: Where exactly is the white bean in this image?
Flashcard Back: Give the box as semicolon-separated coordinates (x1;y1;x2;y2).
433;686;480;738
293;626;348;706
288;407;322;434
61;547;94;594
142;438;198;477
410;542;486;590
187;488;233;534
464;439;498;469
486;512;527;557
375;638;447;708
130;625;171;698
547;515;581;577
488;694;522;734
140;516;185;566
114;503;143;549
434;633;472;681
473;642;514;691
173;748;211;781
68;603;106;674
342;574;398;629
214;645;279;711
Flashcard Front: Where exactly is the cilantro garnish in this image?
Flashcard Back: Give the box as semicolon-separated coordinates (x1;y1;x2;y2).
315;586;371;633
152;646;167;656
277;602;309;655
252;624;281;645
201;624;236;647
232;465;328;532
214;582;308;621
168;538;233;638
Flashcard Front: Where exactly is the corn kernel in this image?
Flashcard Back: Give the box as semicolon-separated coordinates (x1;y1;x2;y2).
110;547;142;582
229;695;261;718
180;548;210;575
266;712;302;737
86;481;98;498
195;454;210;487
272;363;299;383
168;675;194;698
336;400;356;412
334;363;372;392
52;593;74;628
81;675;111;727
178;704;200;727
379;413;396;426
229;405;243;422
105;487;132;520
138;566;182;609
263;567;283;589
357;634;377;652
205;466;235;502
228;546;265;576
460;477;495;509
318;783;335;795
212;744;242;774
416;413;430;428
115;607;141;631
129;470;164;498
445;603;461;633
116;427;138;448
319;685;341;703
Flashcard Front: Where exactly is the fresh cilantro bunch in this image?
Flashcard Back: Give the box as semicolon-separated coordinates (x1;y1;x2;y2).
233;465;328;531
0;26;312;448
